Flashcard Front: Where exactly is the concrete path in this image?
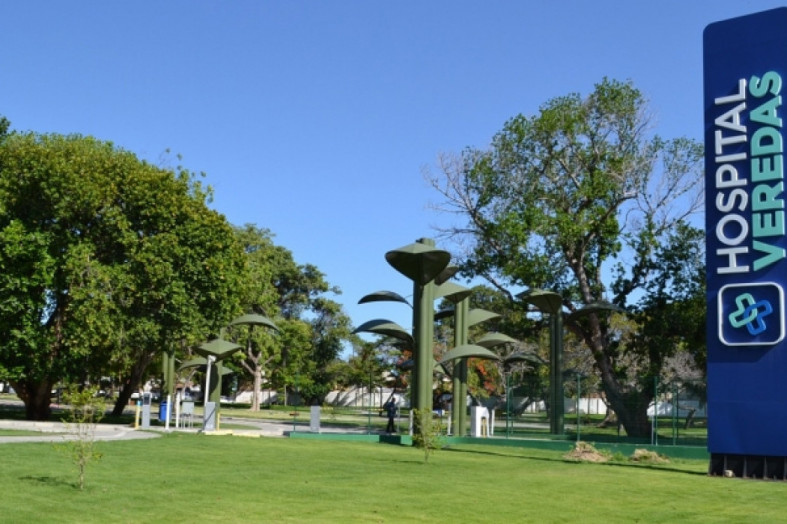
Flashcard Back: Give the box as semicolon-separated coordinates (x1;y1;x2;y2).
0;419;161;444
0;416;378;443
0;398;387;443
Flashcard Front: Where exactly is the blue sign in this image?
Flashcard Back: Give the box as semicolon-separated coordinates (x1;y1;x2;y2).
705;8;787;456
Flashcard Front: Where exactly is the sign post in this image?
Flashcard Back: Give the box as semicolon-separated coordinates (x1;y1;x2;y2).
705;8;787;478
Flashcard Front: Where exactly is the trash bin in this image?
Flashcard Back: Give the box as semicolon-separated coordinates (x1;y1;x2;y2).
159;402;169;422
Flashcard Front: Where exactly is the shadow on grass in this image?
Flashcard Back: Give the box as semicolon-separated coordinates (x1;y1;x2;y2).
0;403;139;427
0;408;30;421
19;475;75;488
442;445;708;477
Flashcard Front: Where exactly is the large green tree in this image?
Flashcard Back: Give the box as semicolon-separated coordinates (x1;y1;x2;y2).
428;79;705;436
228;225;281;411
300;296;353;404
0;131;244;419
227;224;352;407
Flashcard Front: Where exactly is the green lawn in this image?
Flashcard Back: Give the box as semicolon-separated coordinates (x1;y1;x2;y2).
1;433;785;523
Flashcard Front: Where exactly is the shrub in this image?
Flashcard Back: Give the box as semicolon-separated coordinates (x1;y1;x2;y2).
58;386;106;490
412;409;443;463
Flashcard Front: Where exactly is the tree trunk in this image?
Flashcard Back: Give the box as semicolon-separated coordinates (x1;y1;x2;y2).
11;377;54;421
251;367;262;411
597;378;653;438
581;312;654;438
112;351;154;416
615;399;652;438
684;408;696;429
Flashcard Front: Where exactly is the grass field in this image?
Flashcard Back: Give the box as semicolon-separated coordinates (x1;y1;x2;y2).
1;432;785;523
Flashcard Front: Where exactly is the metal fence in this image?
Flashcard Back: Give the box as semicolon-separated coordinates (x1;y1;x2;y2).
500;376;707;447
224;376;708;446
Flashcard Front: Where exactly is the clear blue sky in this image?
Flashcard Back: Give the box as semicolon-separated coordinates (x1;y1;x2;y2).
1;1;782;345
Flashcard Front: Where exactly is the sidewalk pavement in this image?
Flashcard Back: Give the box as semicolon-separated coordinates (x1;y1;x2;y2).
0;419;161;444
0;416;380;443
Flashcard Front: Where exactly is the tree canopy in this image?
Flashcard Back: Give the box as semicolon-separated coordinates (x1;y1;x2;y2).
227;224;353;408
0;131;245;419
428;78;705;436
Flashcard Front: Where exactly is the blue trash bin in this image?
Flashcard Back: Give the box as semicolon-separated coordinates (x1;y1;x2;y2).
159;402;168;422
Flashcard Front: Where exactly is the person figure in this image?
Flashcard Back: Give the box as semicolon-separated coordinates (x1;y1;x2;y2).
384;397;397;434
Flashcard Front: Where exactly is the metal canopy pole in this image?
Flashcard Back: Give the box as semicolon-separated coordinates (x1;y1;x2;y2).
452;299;469;436
414;274;436;417
549;310;564;435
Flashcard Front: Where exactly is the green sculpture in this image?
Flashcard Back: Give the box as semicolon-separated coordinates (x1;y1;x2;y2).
518;290;623;436
518;289;564;435
384;238;450;419
358;238;515;439
195;338;243;403
434;281;501;436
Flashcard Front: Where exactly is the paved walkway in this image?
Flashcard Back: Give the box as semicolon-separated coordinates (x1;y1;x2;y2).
0;415;378;444
0;419;161;443
0;397;389;443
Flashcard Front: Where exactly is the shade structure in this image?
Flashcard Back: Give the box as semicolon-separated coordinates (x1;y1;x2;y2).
519;289;563;314
433;360;451;376
434;265;460;286
504;350;544;366
178;357;208;372
352;319;414;346
467;308;501;327
434;281;472;303
517;289;564;435
195;338;243;361
434;308;455;321
566;301;625;322
475;332;518;349
440;344;501;364
358;290;412;307
385;241;451;286
398;359;448;383
229;313;279;331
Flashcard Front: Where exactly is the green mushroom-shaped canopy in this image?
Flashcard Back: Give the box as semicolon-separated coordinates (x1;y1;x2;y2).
352;319;414;346
358;290;411;307
195;338;243;361
229;313;279;331
439;344;501;364
385;241;451;286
